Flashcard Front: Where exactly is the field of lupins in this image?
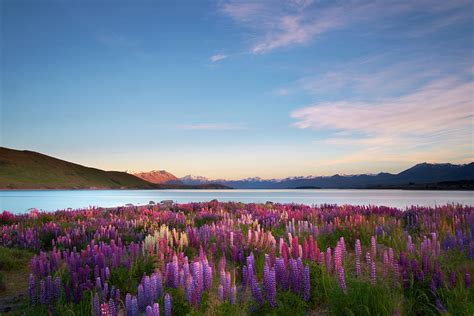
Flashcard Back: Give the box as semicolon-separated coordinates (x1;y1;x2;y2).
0;202;473;315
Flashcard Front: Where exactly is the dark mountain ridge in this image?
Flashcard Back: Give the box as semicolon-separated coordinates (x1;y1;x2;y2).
181;162;474;189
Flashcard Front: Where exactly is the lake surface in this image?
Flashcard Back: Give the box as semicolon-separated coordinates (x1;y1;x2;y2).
1;189;473;214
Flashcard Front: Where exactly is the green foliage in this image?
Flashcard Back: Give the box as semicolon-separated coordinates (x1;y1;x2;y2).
0;246;33;271
437;282;474;316
167;288;191;315
0;271;5;292
214;302;245;316
402;277;439;316
308;261;337;308
327;278;399;316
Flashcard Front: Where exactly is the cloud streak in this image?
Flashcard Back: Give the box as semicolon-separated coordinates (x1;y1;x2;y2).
210;54;228;63
291;76;474;164
219;0;472;54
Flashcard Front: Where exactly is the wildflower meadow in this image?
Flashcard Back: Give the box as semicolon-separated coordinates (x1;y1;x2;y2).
0;202;473;315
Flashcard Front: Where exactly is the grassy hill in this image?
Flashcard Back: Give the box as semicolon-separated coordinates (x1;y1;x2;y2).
0;147;158;189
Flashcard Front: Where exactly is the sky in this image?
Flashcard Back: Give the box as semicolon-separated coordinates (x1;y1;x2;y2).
1;0;473;179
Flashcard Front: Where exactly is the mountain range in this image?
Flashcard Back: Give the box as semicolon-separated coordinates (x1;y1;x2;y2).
179;163;474;189
132;170;182;185
1;146;473;190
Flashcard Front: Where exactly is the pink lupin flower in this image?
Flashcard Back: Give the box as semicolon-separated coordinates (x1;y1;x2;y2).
371;259;376;285
355;239;362;277
371;236;377;259
326;247;332;273
100;302;109;316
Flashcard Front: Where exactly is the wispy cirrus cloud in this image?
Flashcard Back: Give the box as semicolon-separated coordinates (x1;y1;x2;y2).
210;54;228;63
275;56;451;98
219;0;472;54
177;123;246;130
291;75;474;164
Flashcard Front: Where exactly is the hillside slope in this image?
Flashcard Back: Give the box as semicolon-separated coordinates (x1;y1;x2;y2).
0;147;158;189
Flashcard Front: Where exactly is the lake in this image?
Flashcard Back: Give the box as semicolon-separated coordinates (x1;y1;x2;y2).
1;189;473;214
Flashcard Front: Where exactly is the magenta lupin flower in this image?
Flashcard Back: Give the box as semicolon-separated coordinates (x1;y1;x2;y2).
100;303;109;316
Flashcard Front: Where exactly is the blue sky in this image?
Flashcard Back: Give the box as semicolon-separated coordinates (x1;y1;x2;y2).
1;0;473;179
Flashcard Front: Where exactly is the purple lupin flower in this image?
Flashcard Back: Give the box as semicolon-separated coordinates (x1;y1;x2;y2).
131;296;139;316
46;275;53;303
371;259;376;285
39;279;47;305
153;303;160;316
138;284;145;311
251;274;264;305
96;277;102;292
289;258;301;293
108;298;116;316
93;292;100;316
204;264;213;291
125;293;132;316
275;257;288;290
164;293;172;316
338;266;347;294
326;247;332;273
146;305;153;316
218;284;224;301
264;265;277;307
103;282;109;301
155;272;163;298
302;265;310;301
28;274;37;305
230;285;237;305
465;273;472;288
371;236;377;259
115;288;120;306
144;276;152;305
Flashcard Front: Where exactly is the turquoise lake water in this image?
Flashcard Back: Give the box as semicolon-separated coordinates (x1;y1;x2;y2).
1;189;472;214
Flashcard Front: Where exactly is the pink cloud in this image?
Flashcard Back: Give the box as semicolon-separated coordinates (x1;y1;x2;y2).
291;77;474;163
